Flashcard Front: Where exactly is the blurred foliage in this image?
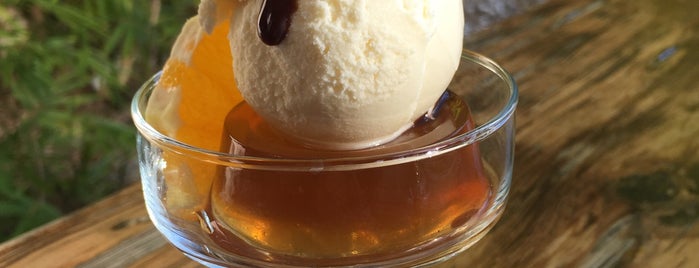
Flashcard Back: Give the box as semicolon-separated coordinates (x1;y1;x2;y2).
0;0;197;241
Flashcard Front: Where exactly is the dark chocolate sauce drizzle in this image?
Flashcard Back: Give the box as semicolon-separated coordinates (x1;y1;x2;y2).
258;0;298;46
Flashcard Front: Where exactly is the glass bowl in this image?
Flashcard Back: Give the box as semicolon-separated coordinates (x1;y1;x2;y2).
132;50;517;267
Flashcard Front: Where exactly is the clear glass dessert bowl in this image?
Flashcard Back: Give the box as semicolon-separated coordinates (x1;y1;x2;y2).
132;50;517;267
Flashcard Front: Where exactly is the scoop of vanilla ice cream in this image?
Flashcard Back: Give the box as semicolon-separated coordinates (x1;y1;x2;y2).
228;0;464;149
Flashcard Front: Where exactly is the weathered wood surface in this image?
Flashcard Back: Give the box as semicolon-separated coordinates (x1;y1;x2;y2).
446;0;699;266
2;0;699;266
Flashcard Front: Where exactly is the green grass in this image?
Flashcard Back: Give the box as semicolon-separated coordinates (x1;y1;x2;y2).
0;0;198;241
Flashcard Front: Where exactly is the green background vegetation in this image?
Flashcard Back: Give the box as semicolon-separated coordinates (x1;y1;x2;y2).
0;0;197;242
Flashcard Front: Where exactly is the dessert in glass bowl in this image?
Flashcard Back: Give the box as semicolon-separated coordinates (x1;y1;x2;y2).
132;0;517;267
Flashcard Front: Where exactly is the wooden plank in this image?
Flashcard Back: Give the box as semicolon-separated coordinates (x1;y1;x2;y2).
0;184;191;267
1;0;698;266
445;0;699;267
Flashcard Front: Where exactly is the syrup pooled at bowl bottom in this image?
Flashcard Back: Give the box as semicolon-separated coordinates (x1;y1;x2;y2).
200;91;491;263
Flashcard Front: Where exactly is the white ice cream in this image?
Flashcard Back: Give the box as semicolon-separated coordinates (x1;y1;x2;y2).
212;0;464;149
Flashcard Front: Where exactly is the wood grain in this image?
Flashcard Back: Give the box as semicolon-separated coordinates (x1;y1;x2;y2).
444;0;699;267
2;0;698;267
0;185;159;267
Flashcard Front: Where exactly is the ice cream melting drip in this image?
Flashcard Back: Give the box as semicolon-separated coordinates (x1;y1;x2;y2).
258;0;298;46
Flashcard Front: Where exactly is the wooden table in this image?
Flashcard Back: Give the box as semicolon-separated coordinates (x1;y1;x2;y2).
2;0;699;266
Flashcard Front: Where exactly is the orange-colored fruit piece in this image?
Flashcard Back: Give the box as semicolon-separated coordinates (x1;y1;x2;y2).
145;3;242;219
147;18;242;150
